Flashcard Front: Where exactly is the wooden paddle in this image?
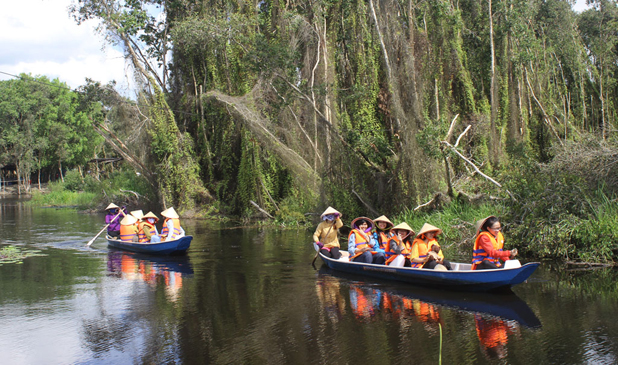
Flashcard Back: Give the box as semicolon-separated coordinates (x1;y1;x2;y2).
86;211;122;247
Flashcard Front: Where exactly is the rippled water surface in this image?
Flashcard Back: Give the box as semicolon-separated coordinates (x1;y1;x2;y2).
1;199;618;364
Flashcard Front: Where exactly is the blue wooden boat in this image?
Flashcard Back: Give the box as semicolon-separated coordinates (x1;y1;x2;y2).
107;235;193;255
318;252;540;292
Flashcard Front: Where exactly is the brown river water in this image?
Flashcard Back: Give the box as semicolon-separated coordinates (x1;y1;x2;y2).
0;199;617;364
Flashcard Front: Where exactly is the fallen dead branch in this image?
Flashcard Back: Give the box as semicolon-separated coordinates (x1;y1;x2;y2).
250;200;274;219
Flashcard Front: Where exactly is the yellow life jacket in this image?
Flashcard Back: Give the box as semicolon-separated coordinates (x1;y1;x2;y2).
410;238;430;268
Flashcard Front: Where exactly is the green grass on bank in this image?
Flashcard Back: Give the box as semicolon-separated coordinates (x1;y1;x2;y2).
28;169;155;210
395;201;507;259
29;182;99;209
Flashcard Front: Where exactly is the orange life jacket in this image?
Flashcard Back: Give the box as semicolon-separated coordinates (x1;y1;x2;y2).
138;222;157;243
161;218;181;238
376;230;393;250
472;231;504;269
410;238;430;268
349;228;372;260
120;223;137;242
385;236;411;265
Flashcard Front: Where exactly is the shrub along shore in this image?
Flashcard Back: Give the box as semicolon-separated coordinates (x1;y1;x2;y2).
19;165;618;265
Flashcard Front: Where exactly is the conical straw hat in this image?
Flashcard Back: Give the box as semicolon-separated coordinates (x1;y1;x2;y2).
130;210;144;219
143;211;159;222
120;214;138;225
351;217;374;230
320;206;341;219
392;222;415;238
161;207;179;219
416;223;442;237
373;215;393;229
476;216;498;234
105;203;119;210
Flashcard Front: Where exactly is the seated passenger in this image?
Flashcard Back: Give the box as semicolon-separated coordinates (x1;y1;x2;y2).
138;212;161;243
313;206;344;259
372;215;394;252
472;216;517;270
119;214;139;242
160;207;185;241
410;223;452;270
348;217;385;264
385;223;415;266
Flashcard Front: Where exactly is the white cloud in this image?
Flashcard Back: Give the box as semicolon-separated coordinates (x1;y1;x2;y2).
0;0;134;96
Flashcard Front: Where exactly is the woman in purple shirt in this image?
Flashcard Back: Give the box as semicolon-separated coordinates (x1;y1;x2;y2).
105;203;126;238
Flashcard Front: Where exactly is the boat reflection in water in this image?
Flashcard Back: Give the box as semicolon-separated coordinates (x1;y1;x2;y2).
316;267;541;358
107;249;193;302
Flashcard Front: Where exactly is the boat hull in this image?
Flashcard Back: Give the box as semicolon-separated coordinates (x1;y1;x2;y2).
107;236;193;255
319;253;539;292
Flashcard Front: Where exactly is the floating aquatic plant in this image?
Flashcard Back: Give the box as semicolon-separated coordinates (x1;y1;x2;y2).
0;245;46;265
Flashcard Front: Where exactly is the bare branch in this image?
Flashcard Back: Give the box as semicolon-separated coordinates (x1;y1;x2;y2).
444;114;460;143
441;140;516;200
352;189;380;217
250;200;274;219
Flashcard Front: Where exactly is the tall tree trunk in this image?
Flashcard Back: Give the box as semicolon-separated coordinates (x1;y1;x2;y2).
16;162;22;195
489;0;500;167
59;161;64;183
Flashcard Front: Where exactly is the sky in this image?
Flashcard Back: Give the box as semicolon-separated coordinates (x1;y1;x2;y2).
0;0;133;95
0;0;593;97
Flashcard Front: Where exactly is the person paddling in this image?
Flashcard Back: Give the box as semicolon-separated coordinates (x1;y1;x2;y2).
313;207;344;259
105;203;126;239
161;207;185;241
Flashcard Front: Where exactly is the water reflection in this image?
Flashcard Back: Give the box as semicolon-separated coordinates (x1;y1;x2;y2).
107;250;193;302
315;268;542;362
474;315;515;360
318;267;541;327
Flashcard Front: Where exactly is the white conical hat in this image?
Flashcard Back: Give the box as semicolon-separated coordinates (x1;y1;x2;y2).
120;214;138;225
392;222;415;238
143;211;159;221
130;210;144;219
320;206;341;219
373;215;394;229
416;223;442;237
105;203;119;210
161;207;179;219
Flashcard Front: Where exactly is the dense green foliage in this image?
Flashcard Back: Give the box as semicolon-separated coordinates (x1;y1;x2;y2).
1;0;618;260
0;75;102;193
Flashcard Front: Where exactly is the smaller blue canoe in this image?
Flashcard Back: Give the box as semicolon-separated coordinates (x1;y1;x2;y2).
107;235;193;255
318;252;540;292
